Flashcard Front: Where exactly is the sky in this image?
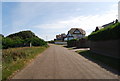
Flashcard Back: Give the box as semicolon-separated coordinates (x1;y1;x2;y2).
1;1;119;41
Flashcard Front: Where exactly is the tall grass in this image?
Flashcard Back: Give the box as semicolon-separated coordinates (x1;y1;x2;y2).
2;46;49;80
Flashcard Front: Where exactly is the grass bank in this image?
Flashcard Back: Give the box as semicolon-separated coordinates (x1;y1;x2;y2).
2;46;49;81
88;22;120;41
76;50;120;73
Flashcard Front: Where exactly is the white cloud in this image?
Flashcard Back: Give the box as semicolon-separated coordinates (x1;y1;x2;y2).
33;6;117;37
34;23;66;29
4;2;118;41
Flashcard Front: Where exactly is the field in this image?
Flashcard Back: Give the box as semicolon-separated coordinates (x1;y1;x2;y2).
2;46;49;80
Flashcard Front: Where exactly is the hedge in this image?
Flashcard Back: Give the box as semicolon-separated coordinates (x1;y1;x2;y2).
88;22;120;41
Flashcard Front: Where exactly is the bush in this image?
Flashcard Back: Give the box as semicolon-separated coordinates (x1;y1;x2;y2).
25;37;47;46
67;39;77;47
0;35;2;49
2;38;14;49
7;31;36;39
2;30;47;49
48;40;54;44
88;22;120;41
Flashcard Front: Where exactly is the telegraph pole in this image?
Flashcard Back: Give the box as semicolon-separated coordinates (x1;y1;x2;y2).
46;36;47;41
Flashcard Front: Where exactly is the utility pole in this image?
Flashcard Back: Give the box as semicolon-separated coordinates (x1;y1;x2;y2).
46;36;47;41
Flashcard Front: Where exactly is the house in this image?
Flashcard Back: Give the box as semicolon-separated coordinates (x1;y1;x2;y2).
94;21;115;32
56;34;62;40
56;33;67;41
67;28;86;40
102;21;115;28
118;1;120;22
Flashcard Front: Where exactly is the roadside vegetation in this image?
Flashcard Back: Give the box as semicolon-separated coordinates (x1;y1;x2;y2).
1;30;48;80
0;34;2;49
2;30;47;49
76;50;120;72
48;40;55;44
67;39;78;47
2;46;48;80
88;22;120;41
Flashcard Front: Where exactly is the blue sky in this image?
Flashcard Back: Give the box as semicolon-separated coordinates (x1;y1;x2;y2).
2;1;118;41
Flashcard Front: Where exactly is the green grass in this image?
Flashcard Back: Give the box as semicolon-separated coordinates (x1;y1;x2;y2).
76;50;120;71
88;22;120;41
2;46;49;81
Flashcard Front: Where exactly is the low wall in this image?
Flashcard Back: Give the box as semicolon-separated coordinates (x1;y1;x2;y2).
90;39;120;59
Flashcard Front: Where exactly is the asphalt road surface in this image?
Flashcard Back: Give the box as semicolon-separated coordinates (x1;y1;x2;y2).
13;44;119;79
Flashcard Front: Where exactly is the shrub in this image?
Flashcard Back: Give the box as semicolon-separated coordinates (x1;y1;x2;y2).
48;40;54;44
67;39;77;47
7;31;36;39
2;38;14;49
2;30;47;49
25;37;47;46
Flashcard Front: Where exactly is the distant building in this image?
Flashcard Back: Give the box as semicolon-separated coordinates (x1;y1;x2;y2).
102;21;115;27
67;28;86;40
56;33;66;41
56;34;62;40
118;1;120;22
94;21;115;32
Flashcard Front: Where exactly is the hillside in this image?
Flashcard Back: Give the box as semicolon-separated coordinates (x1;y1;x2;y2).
7;31;36;39
2;30;47;49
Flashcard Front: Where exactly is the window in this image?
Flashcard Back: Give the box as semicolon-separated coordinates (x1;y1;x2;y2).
74;29;80;34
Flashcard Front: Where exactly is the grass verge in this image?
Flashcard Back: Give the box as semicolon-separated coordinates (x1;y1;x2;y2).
76;50;120;73
2;46;49;81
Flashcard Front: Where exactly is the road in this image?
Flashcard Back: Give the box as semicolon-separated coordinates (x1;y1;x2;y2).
13;44;118;79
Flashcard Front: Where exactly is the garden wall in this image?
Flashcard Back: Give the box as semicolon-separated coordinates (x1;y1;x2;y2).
90;39;120;59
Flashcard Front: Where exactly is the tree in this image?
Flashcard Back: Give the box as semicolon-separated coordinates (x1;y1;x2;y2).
2;30;47;49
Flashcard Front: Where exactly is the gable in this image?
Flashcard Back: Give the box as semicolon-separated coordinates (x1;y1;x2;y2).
68;28;86;35
73;29;81;34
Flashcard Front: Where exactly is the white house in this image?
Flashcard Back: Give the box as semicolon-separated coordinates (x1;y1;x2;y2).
67;28;86;40
118;1;120;22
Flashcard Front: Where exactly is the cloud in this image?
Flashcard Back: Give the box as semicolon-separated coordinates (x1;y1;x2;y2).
3;2;118;41
34;23;66;29
33;6;117;37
